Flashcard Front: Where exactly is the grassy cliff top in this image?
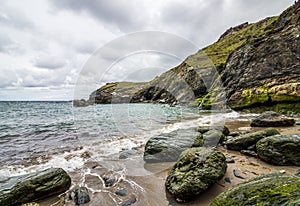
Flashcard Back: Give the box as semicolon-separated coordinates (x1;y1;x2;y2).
186;16;278;72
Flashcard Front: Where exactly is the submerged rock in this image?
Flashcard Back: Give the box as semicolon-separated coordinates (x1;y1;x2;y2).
256;134;300;166
250;111;295;127
224;128;279;151
0;168;71;206
165;147;227;201
119;150;136;159
144;128;198;163
211;173;300;206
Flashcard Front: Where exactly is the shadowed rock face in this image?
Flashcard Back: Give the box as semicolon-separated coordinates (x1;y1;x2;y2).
211;173;300;206
222;1;300;111
0;168;71;206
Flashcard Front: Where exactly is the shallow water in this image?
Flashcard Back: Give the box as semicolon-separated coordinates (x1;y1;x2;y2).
0;101;254;205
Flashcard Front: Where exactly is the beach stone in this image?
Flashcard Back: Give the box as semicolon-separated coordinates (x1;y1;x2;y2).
224;128;279;151
250;111;295;127
115;189;128;197
193;126;230;147
103;176;117;187
70;187;90;206
211;173;300;206
225;156;235;163
240;150;258;158
0;168;71;206
144;128;198;163
119;150;136;159
121;196;137;206
256;134;300;166
165;147;227;201
197;125;230;136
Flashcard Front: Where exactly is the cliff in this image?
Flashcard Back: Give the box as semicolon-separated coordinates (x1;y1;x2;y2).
89;1;300;112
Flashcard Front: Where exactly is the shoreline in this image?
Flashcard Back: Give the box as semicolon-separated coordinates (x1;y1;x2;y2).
36;117;300;206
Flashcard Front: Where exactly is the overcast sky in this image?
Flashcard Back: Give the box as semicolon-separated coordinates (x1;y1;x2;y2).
0;0;294;100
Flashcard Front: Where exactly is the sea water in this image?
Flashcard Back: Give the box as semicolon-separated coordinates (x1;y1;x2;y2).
0;101;243;205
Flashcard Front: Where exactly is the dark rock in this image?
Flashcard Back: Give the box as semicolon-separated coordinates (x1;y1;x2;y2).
240;150;258;158
73;99;93;107
256;134;300;166
228;132;239;137
296;120;300;125
103;176;117;187
70;187;90;206
224;177;233;184
295;170;300;177
165;147;227;201
0;168;71;206
144;128;198;163
224;128;279;151
250;111;295;127
233;169;245;179
211;173;300;206
115;189;128;197
225;156;235;163
119;150;136;159
197;125;230;136
121;197;137;206
193;126;229;147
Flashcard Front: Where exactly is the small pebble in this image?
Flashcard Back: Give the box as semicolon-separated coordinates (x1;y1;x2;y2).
103;176;117;187
115;189;128;196
121;197;137;206
224;177;233;183
226;156;235;163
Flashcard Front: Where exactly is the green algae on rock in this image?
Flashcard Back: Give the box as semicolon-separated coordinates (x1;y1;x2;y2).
256;134;300;166
0;168;71;206
224;128;279;151
165;147;227;201
211;173;300;206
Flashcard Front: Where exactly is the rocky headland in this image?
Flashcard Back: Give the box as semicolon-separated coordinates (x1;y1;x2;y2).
87;1;300;114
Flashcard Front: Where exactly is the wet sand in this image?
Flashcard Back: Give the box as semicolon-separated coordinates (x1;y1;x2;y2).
39;119;300;206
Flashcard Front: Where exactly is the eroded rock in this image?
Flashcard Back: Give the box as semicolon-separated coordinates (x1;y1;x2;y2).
211;173;300;206
165;147;227;201
256;134;300;166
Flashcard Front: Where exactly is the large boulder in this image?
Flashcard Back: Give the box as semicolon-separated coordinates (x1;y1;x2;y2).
144;128;198;163
211;173;300;206
256;134;300;166
250;111;295;127
224;128;279;151
165;147;227;201
0;168;71;206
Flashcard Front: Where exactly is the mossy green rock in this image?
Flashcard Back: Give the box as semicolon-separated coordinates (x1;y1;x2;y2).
256;134;300;166
211;173;300;206
0;168;71;206
224;128;279;151
165;147;227;201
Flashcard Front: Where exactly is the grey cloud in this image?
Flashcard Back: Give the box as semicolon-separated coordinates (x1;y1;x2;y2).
52;0;146;32
33;56;67;69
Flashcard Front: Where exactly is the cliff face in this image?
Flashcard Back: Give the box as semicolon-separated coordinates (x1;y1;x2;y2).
90;1;300;112
223;1;300;111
